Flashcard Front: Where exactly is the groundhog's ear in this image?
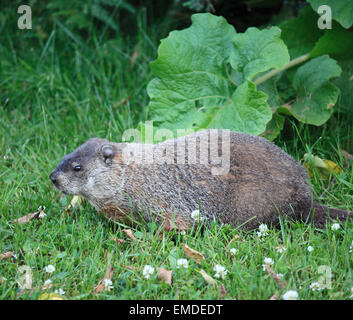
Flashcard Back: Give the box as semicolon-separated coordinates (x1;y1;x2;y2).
101;145;115;164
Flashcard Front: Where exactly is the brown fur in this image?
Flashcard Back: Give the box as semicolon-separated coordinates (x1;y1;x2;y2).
49;129;352;230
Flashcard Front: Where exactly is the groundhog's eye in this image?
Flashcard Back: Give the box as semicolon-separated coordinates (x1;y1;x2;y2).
73;165;82;172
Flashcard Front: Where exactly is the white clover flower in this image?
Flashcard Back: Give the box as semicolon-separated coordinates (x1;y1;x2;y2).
331;223;340;231
310;282;324;291
104;279;113;290
191;210;205;221
262;257;274;271
143;265;155;279
39;212;46;219
213;264;228;279
44;265;55;273
37;206;46;218
264;257;274;265
191;210;200;220
282;290;299;300
307;246;314;252
257;224;269;238
259;224;268;233
176;258;189;269
42;279;53;290
276;273;284;278
180;231;186;236
229;248;237;255
276;245;286;253
54;288;66;296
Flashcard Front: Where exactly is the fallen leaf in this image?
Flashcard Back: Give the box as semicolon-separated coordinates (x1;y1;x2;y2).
181;243;205;264
122;229;137;241
199;269;217;286
342;150;353;161
265;264;287;290
63;195;82;215
304;153;343;179
158;267;173;285
269;291;279;300
13;211;45;225
0;251;15;260
110;236;126;245
226;235;242;249
157;213;190;234
94;254;114;294
125;265;137;271
38;293;64;300
130;47;139;65
219;284;228;299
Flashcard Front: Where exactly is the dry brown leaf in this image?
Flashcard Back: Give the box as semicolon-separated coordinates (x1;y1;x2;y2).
158;267;173;286
265;264;287;290
199;269;217;286
110;236;126;245
181;243;205;264
269;291;279;300
130;48;139;65
122;229;137;241
0;251;15;260
219;284;228;299
226;235;242;249
125;265;137;271
63;195;81;215
163;216;189;232
160;213;190;233
342;150;353;161
13;211;44;225
94;259;114;294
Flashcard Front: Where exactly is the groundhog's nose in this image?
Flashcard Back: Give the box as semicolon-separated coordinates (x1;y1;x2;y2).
49;170;58;185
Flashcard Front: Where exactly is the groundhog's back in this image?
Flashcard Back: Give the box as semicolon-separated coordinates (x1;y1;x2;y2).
122;130;313;229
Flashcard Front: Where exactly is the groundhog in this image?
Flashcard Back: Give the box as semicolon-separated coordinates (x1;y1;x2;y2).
49;129;352;230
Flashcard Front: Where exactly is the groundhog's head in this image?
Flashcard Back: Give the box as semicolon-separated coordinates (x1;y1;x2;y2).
49;138;118;198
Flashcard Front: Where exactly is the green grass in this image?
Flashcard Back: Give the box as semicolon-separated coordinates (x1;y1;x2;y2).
1;15;353;300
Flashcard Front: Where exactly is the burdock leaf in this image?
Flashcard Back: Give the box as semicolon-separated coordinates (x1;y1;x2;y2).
280;6;324;59
308;0;353;29
288;55;341;125
230;27;290;80
146;13;272;137
310;23;353;60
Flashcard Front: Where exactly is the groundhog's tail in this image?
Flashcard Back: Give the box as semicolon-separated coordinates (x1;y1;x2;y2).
306;202;353;228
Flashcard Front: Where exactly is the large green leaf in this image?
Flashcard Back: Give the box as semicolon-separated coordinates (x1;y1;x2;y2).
308;0;353;29
206;81;271;134
258;77;285;141
288;55;342;125
280;6;324;59
310;22;353;60
333;60;353;114
260;112;285;141
230;27;290;81
146;13;272;137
